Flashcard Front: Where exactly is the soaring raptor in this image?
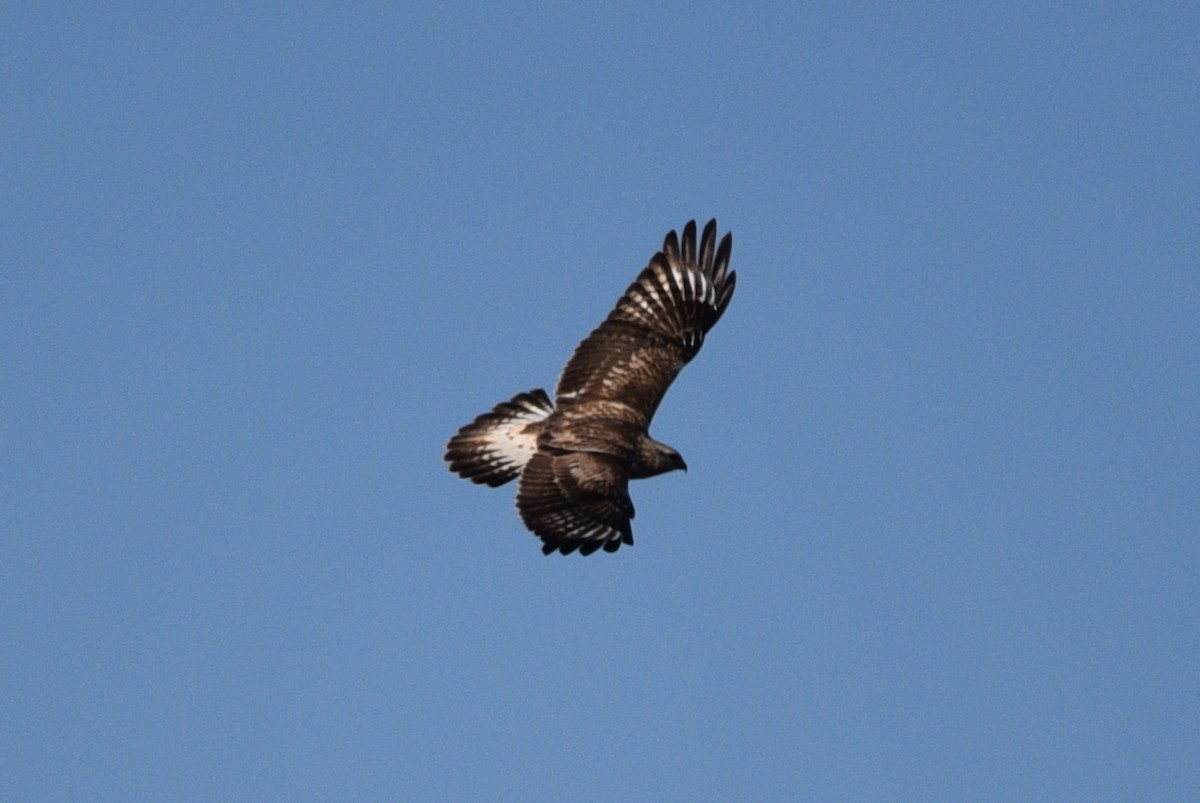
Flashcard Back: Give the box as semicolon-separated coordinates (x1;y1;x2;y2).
444;219;737;555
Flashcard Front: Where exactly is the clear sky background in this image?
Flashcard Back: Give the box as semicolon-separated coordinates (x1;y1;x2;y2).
3;3;1197;800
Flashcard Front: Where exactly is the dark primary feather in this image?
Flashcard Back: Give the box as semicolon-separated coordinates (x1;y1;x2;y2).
554;219;736;425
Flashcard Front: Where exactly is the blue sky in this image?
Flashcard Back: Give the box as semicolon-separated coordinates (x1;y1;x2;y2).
3;3;1197;800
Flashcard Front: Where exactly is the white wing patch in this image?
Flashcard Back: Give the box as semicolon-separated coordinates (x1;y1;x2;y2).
444;389;555;487
490;420;540;467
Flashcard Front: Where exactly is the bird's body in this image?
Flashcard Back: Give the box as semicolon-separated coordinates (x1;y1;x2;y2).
445;220;737;555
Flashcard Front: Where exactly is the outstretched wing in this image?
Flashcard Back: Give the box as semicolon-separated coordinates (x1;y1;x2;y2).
554;219;736;424
516;451;635;556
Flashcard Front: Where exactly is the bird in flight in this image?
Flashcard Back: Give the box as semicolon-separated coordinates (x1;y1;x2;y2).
445;219;737;555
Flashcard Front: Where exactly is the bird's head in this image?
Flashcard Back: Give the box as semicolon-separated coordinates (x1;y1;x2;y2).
630;439;687;478
660;444;688;474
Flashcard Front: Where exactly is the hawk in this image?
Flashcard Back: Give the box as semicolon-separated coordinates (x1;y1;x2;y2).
444;220;737;555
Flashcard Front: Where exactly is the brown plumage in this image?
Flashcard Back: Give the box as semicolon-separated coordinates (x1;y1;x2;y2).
444;220;737;555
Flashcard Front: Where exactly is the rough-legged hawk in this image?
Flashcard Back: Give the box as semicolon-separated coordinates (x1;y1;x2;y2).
445;220;737;555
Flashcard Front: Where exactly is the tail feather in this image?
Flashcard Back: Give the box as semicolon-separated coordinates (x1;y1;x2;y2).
444;389;554;487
